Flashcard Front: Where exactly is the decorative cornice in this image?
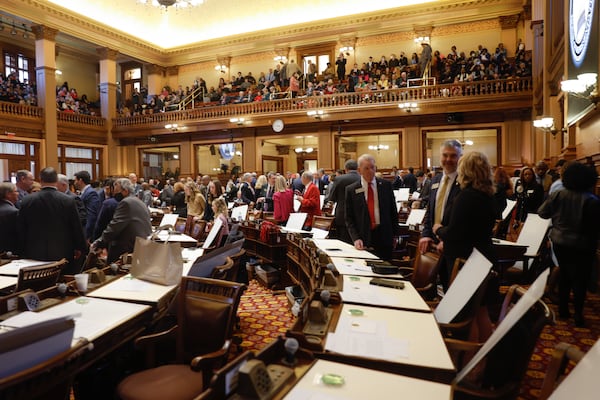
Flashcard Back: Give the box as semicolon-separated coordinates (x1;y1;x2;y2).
166;66;179;76
146;64;166;75
96;48;119;61
499;14;521;30
8;0;525;66
31;25;58;41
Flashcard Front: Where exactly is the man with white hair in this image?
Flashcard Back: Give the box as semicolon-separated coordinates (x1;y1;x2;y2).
295;171;322;230
57;173;86;229
93;178;152;263
239;172;255;205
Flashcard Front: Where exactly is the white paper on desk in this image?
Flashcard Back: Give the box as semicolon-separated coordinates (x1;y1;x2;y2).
320;195;325;210
395;188;410;202
454;268;550;384
310;228;329;239
405;209;426;225
411;191;420;200
231;205;248;221
434;249;493;324
502;199;517;220
326;331;409;360
0;259;52;276
159;213;178;228
108;276;154;292
331;202;336;216
293;198;301;212
202;218;223;249
549;339;600;400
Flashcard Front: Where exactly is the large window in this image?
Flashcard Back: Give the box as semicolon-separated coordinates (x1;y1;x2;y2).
139;146;180;180
58;145;103;181
423;129;499;168
4;52;33;84
195;142;243;178
0;139;39;182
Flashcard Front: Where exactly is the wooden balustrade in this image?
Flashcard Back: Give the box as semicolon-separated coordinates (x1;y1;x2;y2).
0;77;532;131
0;102;43;118
112;77;532;128
57;111;106;127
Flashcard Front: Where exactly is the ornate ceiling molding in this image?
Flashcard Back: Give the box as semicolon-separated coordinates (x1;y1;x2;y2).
6;0;524;66
31;24;58;41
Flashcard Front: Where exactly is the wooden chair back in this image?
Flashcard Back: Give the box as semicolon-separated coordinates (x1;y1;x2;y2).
177;277;246;364
174;218;187;234
209;257;234;281
539;342;585;400
311;215;334;231
410;250;441;301
15;259;66;292
189;220;208;242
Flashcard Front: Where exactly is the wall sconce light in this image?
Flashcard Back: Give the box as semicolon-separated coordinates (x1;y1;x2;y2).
230;117;245;126
561;73;599;106
307;110;324;119
414;36;430;44
533;117;565;138
173;154;179;160
214;64;227;73
55;70;63;76
339;46;354;56
165;123;179;132
398;102;417;112
368;144;389;151
273;55;287;63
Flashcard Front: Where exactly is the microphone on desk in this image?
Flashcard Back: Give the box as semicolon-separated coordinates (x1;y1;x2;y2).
57;282;68;297
326;263;337;273
110;263;119;275
283;337;299;366
320;290;331;307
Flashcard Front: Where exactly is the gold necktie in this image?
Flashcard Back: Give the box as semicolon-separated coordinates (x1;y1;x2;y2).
434;175;450;225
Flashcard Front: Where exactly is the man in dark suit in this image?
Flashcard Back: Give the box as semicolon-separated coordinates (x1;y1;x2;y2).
415;170;432;208
93;178;152;263
418;139;463;288
239;173;256;205
17;167;87;274
0;182;19;253
257;172;276;212
345;154;399;260
74;170;101;241
57;173;87;230
326;159;360;244
403;167;418;193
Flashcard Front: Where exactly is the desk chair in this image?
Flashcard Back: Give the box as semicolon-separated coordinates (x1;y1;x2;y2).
212;249;245;283
15;259;67;292
448;285;553;399
539;342;585;400
189;219;208;242
398;248;441;301
311;215;334;232
209;257;234;280
117;277;246;400
174;218;187;234
0;338;90;400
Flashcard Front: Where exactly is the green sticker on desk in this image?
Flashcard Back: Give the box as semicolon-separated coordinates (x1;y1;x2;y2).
349;276;360;281
348;308;364;316
75;298;90;305
322;373;345;386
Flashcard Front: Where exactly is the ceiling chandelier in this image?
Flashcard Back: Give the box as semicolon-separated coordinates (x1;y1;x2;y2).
138;0;204;11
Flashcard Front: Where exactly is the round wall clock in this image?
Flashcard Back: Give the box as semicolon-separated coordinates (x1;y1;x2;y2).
272;119;284;132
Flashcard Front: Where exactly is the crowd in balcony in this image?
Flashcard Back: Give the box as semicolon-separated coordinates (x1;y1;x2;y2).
118;39;532;117
0;72;37;106
56;82;96;116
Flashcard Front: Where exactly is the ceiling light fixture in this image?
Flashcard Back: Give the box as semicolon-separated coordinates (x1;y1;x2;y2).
138;0;204;11
398;102;417;112
229;117;245;126
307;110;324;119
295;137;314;154
165;123;179;131
561;73;599;107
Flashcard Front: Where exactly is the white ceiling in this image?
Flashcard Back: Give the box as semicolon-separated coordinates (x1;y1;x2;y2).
45;0;437;49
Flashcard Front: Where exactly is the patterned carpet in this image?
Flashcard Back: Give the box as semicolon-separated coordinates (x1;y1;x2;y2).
237;279;600;398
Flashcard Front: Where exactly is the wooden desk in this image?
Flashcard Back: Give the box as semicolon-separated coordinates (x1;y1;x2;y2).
283;359;451;399
238;224;289;289
150;231;198;247
0;276;17;292
339;275;430;312
0;259;53;277
312;239;378;259
329;257;404;279
87;274;177;318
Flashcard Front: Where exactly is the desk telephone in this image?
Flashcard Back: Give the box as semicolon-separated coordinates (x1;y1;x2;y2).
233;359;294;400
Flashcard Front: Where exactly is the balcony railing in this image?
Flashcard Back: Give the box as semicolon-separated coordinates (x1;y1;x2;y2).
57;111;106;127
0;102;43;118
113;77;532;128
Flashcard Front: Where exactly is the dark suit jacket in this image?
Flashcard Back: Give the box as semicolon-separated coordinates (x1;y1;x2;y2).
345;178;399;259
403;173;418;193
421;173;461;240
80;186;101;240
327;171;360;243
418;178;432;208
239;182;255;205
99;195;152;263
17;187;87;268
0;200;18;253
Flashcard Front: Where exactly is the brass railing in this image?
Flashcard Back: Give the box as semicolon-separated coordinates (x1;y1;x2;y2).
178;87;205;111
57;111;106;127
0;101;43;118
113;77;532;128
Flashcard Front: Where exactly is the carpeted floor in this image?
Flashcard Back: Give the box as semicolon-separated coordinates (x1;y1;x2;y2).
237;279;600;398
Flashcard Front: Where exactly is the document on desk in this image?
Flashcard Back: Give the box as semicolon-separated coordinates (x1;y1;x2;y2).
2;298;149;343
339;275;429;312
502;199;517;220
0;276;17;290
312;239;378;259
330;257;403;278
405;209;426;226
0;259;53;277
283;359;452;400
88;274;176;304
